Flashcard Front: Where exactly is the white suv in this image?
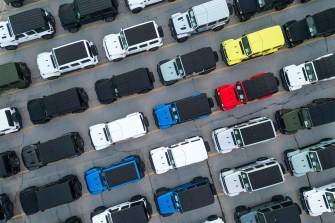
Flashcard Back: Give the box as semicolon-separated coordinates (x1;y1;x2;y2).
89;112;149;150
0;107;22;136
149;136;210;174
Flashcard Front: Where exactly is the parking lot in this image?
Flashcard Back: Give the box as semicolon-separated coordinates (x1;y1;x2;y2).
0;0;335;222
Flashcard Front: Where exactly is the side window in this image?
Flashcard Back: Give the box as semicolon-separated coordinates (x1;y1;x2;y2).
208;21;217;26
35;27;47;33
150;40;158;44
139;44;147;48
59;66;70;70
128;47;137;51
26;31;36;35
71;63;80;67
218;18;227;23
15;34;25;39
81;59;91;63
197;25;206;29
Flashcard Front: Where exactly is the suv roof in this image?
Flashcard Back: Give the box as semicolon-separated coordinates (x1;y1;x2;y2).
317;145;335;169
105;162;139;187
313;54;335;80
0;63;20;86
9;8;47;35
192;0;230;25
76;0;113;16
248;165;283;190
54;41;89;66
263;205;301;223
240;120;276;146
176;94;212;121
124;21;158;46
112;203;148;223
308;100;335;126
313;8;335;33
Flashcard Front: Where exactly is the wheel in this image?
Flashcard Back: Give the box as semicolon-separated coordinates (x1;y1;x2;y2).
279;163;286;174
9;156;20;168
69;27;79;33
84;65;95;69
299;187;311;193
192;176;204;183
5;45;17;50
131;195;144;202
204;141;211;152
213;51;219;62
240;16;251;22
256;157;268;162
113;58;123;62
75;137;84;149
11;1;23;7
207;215;219;221
177;37;188;43
272;195;285;202
208;98;214;108
65;216;82;223
11;112;21;123
42;34;54;40
47;76;59;80
104;16;115;22
235;205;247;213
93;206;107;213
132;7;142;14
213;25;224;32
80;90;89;103
275;4;288;11
149;47;159;51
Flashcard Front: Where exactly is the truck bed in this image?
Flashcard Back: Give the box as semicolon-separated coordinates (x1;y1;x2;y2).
54;41;89;66
111;203;148;223
176;94;211;122
313;55;335;80
242;73;279;101
105;162;138;187
308;100;335;126
313;8;335;34
248;165;283;190
317;145;335;170
124;21;158;46
240;121;275;146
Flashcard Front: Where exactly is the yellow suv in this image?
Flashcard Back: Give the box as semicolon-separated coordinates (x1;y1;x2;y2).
220;25;285;66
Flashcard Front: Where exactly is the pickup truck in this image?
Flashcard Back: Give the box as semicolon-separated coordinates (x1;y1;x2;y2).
276;98;335;134
155;177;216;216
149;136;210;174
215;72;279;110
280;53;335;91
212;117;277;154
153;93;214;129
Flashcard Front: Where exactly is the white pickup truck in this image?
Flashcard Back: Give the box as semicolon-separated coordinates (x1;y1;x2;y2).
300;182;335;216
280;53;335;91
149;136;209;174
89;112;149;150
125;0;175;13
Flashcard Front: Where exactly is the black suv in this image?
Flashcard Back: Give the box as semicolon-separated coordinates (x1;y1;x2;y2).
22;132;84;171
233;0;294;22
283;8;335;47
27;87;89;125
59;0;119;33
20;175;82;215
0;151;20;178
0;194;14;222
95;68;155;104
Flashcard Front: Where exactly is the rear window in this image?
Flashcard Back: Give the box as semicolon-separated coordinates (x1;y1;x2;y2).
5;110;14;126
86;42;93;58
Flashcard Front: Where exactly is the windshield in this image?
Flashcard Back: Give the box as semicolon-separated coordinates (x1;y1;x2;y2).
119;31;128;50
188;9;197;28
304;63;316;82
167;149;176;167
170;104;179;121
325;192;335;211
308;151;321;171
241;36;252;56
306;16;317;37
236;84;246;103
233;128;244;147
258;0;265;7
104;125;113;143
173;194;181;209
301;108;312;128
241;172;251;191
256;213;266;223
175;57;185;76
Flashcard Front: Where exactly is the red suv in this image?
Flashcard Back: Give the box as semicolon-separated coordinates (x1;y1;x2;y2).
215;72;280;110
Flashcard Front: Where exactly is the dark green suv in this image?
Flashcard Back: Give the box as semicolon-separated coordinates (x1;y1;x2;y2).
4;0;24;8
276;98;335;134
0;62;31;94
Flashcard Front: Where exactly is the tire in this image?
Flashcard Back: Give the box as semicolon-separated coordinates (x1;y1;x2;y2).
272;195;285;202
80;90;89;103
42;34;54;40
235;205;247;213
131;195;144;202
207;215;219;221
132;7;142;14
256;157;267;162
208;98;214;108
213;51;219;62
47;76;59;80
192;176;204;183
213;25;224;32
69;27;79;33
149;47;159;51
275;4;287;11
299;187;311;193
84;65;95;69
104;16;115;22
5;45;17;50
240;16;251;22
11;112;21;123
158;26;164;38
9;156;20;168
279;163;286;174
75;137;84;149
113;58;123;62
204;141;211;152
93;206;107;213
11;1;22;7
177;37;188;43
73;181;82;194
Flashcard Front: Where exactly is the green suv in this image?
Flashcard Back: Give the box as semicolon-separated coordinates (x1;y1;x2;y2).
276;98;335;134
0;62;31;94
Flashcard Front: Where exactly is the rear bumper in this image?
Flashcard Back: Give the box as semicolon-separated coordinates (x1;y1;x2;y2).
168;18;177;40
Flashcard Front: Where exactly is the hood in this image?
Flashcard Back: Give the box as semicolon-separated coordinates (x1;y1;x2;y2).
85;169;105;195
283;64;309;90
154;105;175;128
94;79;117;104
173;142;208;168
37;52;59;78
103;34;125;59
89;124;111;150
305;191;329;214
290;151;313;175
171;13;193;36
150;147;172;174
0;21;14;44
159;59;180;82
223;172;244;195
157;192;177;214
217;84;241;110
223;39;246;64
215;128;237;152
58;4;77;26
281;110;305;132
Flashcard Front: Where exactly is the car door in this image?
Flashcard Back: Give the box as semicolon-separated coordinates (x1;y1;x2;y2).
22;31;39;42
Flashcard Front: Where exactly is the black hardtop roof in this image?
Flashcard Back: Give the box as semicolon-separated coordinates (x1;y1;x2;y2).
180;47;216;76
38;134;76;164
248;165;283;190
263;204;301;223
54;41;89;66
76;0;113;16
237;0;258;14
104;162;138;187
308;100;335;126
36;180;74;210
177;182;214;212
242;73;279;101
0;62;20;86
9;8;47;35
113;68;152;96
288;20;310;42
176;93;211;121
313;8;335;34
44;88;81;116
20;189;39;214
124;21;158;46
313;54;335;80
317;145;335;170
240;120;275;146
112;202;148;223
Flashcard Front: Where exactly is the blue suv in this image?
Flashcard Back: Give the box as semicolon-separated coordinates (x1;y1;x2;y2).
154;177;216;216
153;93;213;129
85;156;145;195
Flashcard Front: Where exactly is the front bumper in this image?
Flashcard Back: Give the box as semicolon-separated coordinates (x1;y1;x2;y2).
279;68;291;91
168;18;178;40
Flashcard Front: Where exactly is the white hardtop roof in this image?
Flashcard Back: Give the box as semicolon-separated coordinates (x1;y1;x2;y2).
192;0;229;26
172;139;208;167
